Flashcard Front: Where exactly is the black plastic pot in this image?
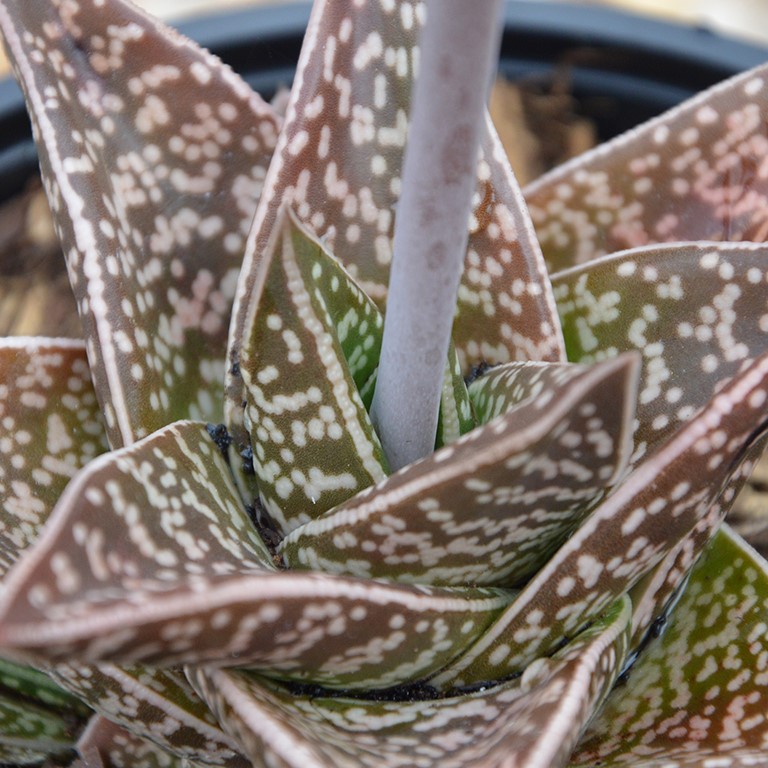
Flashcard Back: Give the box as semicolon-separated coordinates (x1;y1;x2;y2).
0;0;766;202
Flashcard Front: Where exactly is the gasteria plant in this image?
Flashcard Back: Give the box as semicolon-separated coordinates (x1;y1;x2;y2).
0;0;768;766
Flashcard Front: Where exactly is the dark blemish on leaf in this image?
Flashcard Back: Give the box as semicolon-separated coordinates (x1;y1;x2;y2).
248;498;285;568
206;423;232;461
230;360;240;377
464;360;498;385
240;444;255;475
650;614;667;639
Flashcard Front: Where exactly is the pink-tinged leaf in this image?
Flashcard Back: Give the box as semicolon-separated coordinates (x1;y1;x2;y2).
571;526;768;768
525;62;768;272
627;437;762;653
225;0;565;455
2;570;512;691
280;354;638;588
49;663;247;768
623;437;762;655
0;423;513;688
189;596;629;768
0;338;107;577
239;208;389;534
76;715;210;768
552;242;768;468
0;0;280;447
433;350;768;688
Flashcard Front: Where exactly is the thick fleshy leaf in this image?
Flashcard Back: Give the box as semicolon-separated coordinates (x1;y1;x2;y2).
280;354;638;587
0;656;90;766
433;350;768;688
239;209;389;534
0;658;88;715
225;0;566;457
623;439;763;655
467;358;613;424
76;715;208;768
0;0;280;447
525;62;768;272
437;343;476;444
49;663;247;768
0;423;513;688
0;338;107;577
553;241;768;467
189;596;630;768
239;208;475;533
2;569;512;692
572;526;768;767
0;686;79;765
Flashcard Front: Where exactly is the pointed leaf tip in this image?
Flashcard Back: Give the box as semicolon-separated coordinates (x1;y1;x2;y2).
280;353;639;588
0;0;280;447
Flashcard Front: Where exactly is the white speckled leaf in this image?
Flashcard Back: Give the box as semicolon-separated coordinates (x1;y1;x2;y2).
0;423;514;688
433;350;768;688
0;338;108;577
239;209;474;533
436;344;476;445
225;0;565;458
467;358;612;424
0;658;88;716
0;686;80;765
239;209;389;534
0;0;280;447
49;663;247;768
0;658;90;766
553;241;768;469
623;438;763;656
2;569;513;692
188;596;630;768
525;62;768;272
571;526;768;768
279;354;638;587
76;715;212;768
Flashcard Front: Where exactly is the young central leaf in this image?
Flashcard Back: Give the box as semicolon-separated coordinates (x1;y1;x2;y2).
239;209;478;537
239;209;390;536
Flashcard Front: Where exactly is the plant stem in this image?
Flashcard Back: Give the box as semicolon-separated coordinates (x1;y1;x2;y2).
370;0;503;471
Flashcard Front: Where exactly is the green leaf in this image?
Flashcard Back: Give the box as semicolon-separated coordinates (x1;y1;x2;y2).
0;0;280;447
189;596;630;768
0;659;88;715
0;687;79;765
433;350;768;688
225;0;566;463
435;342;476;445
0;338;108;577
239;209;389;534
571;526;768;767
280;354;638;588
525;62;768;272
553;241;768;468
238;209;475;533
0;657;87;766
468;358;615;424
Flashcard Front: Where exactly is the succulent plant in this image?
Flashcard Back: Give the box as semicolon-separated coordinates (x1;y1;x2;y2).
1;0;768;766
